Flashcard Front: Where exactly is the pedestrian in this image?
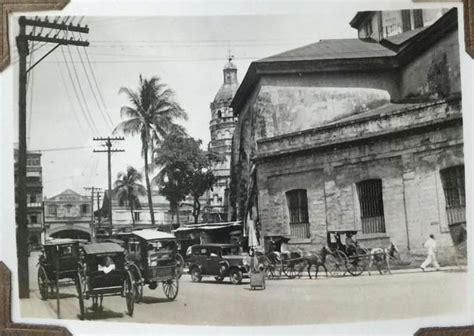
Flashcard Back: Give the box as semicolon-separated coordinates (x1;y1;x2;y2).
421;234;440;271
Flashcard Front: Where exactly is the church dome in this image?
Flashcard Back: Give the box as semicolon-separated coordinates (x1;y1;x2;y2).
213;58;239;103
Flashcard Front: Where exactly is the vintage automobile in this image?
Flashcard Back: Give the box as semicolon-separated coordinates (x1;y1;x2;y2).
186;244;250;284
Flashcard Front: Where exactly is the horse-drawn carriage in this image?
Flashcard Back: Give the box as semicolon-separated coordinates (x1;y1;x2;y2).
125;230;180;302
37;238;85;300
76;242;135;320
326;230;398;276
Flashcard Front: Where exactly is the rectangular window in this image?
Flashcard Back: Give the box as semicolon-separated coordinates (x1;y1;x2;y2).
356;179;386;234
30;215;38;224
81;204;89;214
286;189;310;238
134;212;141;221
29;194;37;203
401;10;412;32
413;9;424;28
48;205;57;215
440;165;465;225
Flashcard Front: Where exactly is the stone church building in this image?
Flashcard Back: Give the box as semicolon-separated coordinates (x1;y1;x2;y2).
229;8;464;261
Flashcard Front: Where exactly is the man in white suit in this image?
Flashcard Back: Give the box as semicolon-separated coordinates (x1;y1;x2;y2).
421;234;440;271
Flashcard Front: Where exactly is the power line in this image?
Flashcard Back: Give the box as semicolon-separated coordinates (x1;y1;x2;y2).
75;45;114;132
63;42;99;134
60;46;98;134
83;47;109;115
56;55;88;138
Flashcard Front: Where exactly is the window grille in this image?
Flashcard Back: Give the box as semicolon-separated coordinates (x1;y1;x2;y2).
356;179;386;234
286;189;309;238
440;165;466;225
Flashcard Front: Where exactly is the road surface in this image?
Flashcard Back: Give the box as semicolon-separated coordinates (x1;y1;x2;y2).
21;251;468;326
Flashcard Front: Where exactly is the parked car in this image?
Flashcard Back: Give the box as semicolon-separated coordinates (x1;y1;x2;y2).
186;244;250;284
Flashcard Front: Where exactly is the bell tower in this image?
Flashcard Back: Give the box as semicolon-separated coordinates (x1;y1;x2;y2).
205;55;240;222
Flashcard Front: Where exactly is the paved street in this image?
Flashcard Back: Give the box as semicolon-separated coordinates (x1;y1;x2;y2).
21;252;468;325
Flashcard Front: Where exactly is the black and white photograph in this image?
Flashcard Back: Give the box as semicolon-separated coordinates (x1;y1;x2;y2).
2;0;472;333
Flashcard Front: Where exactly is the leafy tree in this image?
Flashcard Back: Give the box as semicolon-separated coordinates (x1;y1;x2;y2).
154;132;223;224
114;75;187;226
113;166;146;228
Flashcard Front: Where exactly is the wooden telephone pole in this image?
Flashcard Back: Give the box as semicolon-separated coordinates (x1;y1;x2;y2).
16;16;89;298
93;137;125;237
84;186;102;242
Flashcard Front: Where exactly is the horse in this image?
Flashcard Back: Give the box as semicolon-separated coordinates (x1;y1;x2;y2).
302;246;332;279
367;241;399;275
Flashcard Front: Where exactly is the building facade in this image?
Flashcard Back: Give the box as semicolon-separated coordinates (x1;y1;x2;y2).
230;8;464;262
205;57;240;222
44;189;92;241
98;190;196;234
14;146;43;246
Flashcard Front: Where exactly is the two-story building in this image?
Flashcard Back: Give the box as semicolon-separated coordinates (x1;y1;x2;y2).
230;8;464;263
43;189;92;241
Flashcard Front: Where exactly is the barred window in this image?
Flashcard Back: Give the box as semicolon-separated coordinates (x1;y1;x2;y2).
286;189;310;239
286;189;308;224
356;179;386;234
440;165;465;225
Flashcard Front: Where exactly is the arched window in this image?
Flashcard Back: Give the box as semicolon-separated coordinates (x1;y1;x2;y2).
217;110;222;119
286;189;309;238
356;179;385;234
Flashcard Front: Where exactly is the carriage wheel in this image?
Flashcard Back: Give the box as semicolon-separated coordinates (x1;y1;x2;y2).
283;265;297;279
190;266;202;282
327;251;347;277
76;274;85;320
346;256;366;276
267;260;282;280
37;266;49;300
229;268;243;285
129;263;143;303
125;271;135;317
175;254;185;280
162;278;179;300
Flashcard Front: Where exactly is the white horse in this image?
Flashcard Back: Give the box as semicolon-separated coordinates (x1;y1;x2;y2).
367;242;399;275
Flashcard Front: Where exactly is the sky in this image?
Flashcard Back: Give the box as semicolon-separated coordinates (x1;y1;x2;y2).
12;8;362;199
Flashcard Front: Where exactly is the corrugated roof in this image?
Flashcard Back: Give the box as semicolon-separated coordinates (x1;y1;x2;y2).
83;242;124;255
258;38;396;63
132;229;176;240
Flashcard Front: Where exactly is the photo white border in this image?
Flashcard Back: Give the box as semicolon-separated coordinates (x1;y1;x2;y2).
0;0;472;335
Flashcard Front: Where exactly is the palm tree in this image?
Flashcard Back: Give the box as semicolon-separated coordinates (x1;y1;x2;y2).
114;75;187;226
113;166;146;228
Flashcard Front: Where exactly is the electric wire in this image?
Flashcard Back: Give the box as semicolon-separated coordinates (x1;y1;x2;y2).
60;45;98;134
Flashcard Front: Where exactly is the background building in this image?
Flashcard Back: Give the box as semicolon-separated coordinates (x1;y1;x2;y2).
98;190;196;234
14;145;43;246
230;8;464;263
205;57;240;222
43;189;92;240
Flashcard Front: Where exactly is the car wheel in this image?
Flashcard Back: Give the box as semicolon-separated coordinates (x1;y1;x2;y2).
190;267;202;282
229;268;243;285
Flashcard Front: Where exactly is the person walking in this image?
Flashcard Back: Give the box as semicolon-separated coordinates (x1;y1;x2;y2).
421;234;440;271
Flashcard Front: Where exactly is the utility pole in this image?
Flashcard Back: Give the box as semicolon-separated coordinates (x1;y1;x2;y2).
93;137;125;237
96;191;102;230
16;16;89;298
84;186;101;242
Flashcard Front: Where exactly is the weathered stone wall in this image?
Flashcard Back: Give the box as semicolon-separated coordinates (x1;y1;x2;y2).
255;99;463;256
400;29;461;99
